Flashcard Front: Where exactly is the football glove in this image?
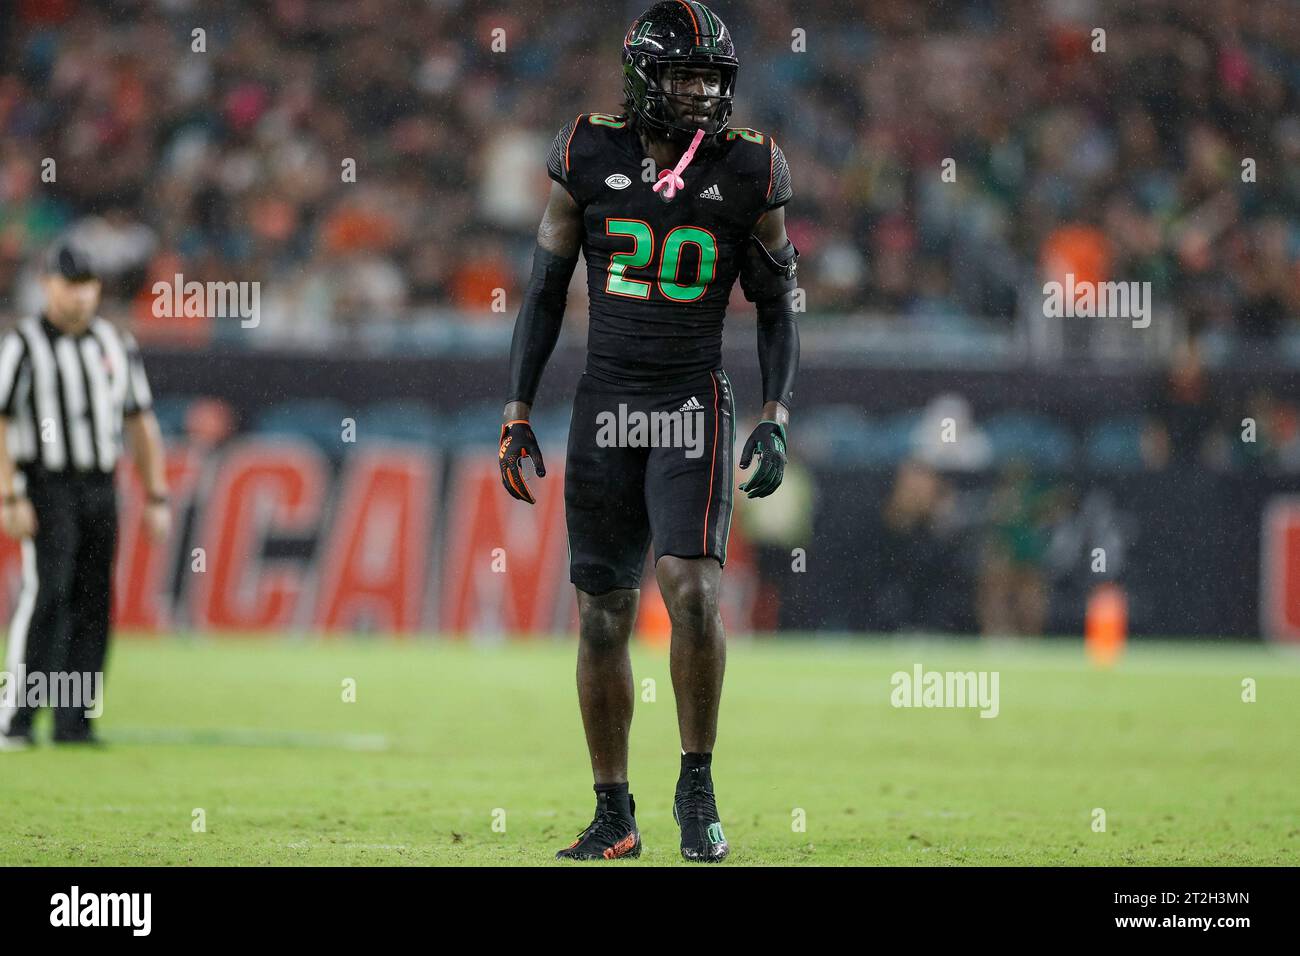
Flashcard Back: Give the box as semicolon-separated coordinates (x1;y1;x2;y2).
738;420;787;499
499;419;546;504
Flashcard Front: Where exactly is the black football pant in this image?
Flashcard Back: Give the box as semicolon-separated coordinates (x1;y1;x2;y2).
565;368;736;594
0;469;117;740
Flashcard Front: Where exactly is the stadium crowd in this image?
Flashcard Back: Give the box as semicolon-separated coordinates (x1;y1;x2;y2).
0;0;1297;349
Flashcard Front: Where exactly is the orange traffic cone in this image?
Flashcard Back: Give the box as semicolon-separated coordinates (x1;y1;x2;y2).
1085;582;1127;667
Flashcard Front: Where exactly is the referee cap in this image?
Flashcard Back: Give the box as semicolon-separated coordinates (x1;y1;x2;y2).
43;241;98;282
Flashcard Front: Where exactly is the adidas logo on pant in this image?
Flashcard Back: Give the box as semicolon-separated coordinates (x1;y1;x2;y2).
679;396;705;412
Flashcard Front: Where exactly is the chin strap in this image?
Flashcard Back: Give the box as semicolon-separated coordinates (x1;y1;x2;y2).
652;127;706;200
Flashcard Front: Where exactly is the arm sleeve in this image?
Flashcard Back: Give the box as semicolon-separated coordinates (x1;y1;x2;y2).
765;140;793;212
740;232;800;410
547;116;581;199
122;332;154;416
507;244;580;406
0;330;27;417
756;293;799;410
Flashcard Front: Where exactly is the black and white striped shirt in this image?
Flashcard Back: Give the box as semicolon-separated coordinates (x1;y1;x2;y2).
0;315;153;474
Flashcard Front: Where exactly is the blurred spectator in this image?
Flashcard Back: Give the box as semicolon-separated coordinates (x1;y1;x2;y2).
977;462;1065;637
1142;338;1222;468
866;459;966;631
0;0;1294;346
1238;388;1300;471
735;455;816;631
911;393;993;471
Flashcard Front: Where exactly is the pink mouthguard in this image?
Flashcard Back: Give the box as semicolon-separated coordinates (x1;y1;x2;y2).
652;127;707;200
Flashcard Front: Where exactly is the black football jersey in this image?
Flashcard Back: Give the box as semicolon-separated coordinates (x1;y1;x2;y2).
547;112;792;388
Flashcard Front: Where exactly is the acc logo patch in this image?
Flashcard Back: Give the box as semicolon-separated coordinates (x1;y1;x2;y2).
605;173;632;190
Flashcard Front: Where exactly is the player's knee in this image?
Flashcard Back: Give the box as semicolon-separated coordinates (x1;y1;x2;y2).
577;588;637;650
660;573;720;634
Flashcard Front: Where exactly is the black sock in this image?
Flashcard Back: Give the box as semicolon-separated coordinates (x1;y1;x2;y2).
594;781;633;817
678;752;713;790
681;751;712;770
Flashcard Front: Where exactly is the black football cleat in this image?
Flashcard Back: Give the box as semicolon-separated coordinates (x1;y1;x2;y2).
674;766;730;863
555;791;642;861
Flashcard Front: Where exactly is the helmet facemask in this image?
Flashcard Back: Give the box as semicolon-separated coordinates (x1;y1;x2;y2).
648;60;737;138
624;54;737;142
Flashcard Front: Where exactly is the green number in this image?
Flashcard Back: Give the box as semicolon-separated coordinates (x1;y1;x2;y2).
658;226;717;302
725;128;764;144
606;221;718;302
606;219;653;298
589;113;627;128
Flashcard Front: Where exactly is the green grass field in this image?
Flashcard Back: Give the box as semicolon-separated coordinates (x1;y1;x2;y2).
1;635;1296;866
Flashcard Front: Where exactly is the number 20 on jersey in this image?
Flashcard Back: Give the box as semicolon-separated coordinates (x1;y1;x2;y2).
605;219;718;302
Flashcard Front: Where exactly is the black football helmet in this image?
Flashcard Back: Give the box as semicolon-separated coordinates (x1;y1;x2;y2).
622;1;739;143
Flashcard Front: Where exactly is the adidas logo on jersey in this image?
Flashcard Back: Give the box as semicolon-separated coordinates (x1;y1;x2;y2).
679;396;705;412
698;184;723;201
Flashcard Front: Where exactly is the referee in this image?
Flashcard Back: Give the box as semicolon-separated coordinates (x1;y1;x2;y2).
0;243;169;749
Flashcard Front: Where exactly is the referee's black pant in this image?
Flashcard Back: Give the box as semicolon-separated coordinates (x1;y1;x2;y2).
1;467;117;740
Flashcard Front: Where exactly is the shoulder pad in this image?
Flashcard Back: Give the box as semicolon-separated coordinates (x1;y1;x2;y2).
765;139;792;211
546;115;583;187
548;113;631;187
722;128;791;210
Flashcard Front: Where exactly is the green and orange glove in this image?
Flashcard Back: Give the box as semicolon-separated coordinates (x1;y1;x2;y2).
499;419;546;504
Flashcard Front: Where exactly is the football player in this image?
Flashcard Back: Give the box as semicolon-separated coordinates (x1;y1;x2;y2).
499;0;798;862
